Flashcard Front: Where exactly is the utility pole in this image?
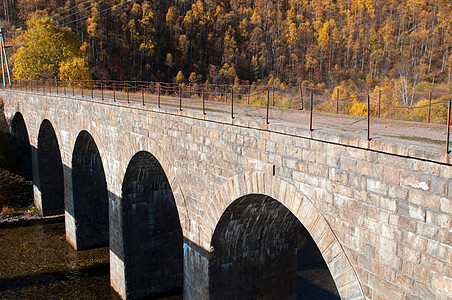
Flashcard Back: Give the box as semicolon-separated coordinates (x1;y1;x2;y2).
0;26;11;86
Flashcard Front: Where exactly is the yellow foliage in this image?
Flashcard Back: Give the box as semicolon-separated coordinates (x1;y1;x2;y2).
407;96;450;124
349;100;367;116
58;57;91;82
176;71;187;84
318;21;330;51
13;15;84;81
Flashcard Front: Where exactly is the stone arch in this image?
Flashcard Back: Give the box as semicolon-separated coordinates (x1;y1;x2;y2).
37;119;64;216
113;135;189;235
204;172;364;299
71;130;108;249
114;151;184;299
11;112;32;180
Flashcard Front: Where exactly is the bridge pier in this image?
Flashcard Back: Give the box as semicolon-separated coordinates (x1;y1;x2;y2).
110;151;184;299
183;240;210;299
36;120;65;216
66;131;109;250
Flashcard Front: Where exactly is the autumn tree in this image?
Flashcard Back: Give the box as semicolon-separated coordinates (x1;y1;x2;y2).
13;14;89;81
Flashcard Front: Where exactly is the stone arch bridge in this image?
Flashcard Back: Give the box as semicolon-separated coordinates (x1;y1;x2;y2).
1;89;450;299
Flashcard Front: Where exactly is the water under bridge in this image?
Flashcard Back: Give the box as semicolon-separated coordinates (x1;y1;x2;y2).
0;87;450;299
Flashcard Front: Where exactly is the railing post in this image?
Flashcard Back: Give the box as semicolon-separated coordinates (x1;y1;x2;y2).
49;80;51;94
310;92;313;132
231;87;234;119
428;92;432;123
81;81;84;98
43;80;46;93
202;85;206;115
367;95;371;141
56;80;58;94
142;85;145;106
64;81;66;95
179;85;182;111
248;85;250;105
101;82;104;100
266;89;270;125
158;84;161;108
72;81;75;96
91;81;93;98
113;83;116;102
127;84;130;104
300;85;303;110
378;90;381;118
447;99;451;153
336;88;340;114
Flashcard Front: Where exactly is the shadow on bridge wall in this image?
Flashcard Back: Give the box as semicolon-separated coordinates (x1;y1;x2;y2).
8;111;341;300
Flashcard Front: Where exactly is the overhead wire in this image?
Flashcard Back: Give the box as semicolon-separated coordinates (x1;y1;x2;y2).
53;0;105;24
11;0;96;31
9;0;132;35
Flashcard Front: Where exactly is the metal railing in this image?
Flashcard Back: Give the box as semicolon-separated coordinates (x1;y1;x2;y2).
5;79;452;153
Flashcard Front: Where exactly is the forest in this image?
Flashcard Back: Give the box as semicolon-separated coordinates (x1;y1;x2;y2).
0;0;451;97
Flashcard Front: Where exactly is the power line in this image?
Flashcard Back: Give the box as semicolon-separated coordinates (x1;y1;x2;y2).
57;0;132;27
54;0;105;24
10;0;133;35
12;0;96;31
49;0;94;20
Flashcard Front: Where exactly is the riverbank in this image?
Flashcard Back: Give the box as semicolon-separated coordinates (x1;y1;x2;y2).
0;100;34;219
0;211;62;228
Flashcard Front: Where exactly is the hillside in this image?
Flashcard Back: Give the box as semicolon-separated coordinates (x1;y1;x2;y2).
1;0;451;92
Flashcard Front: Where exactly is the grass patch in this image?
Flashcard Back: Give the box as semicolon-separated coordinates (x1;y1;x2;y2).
382;134;445;145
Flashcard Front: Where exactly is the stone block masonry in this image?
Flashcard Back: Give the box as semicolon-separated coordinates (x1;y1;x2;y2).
1;89;450;299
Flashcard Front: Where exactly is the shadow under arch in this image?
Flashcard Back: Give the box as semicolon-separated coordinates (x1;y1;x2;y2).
210;194;339;299
11;112;32;180
117;150;183;299
37;119;64;216
71;130;108;250
205;172;364;299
